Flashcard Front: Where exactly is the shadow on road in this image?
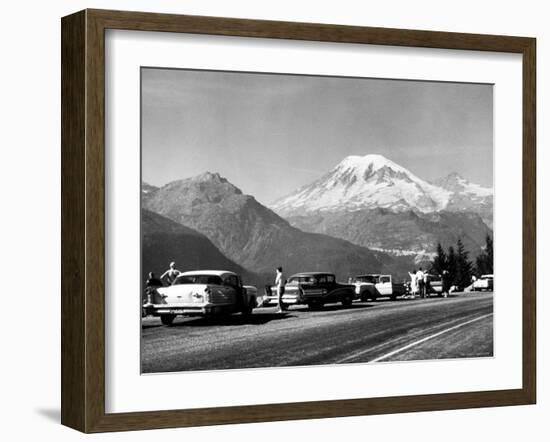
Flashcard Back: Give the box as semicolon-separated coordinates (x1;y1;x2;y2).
143;312;296;328
290;303;376;312
175;313;296;327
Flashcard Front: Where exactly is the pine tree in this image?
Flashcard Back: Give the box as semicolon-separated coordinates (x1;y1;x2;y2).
447;246;457;287
431;243;447;275
456;238;473;289
486;234;493;273
475;234;494;275
475;254;488;275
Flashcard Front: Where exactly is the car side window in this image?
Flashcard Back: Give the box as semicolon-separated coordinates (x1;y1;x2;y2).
380;276;390;284
326;275;335;283
207;276;222;285
223;275;239;287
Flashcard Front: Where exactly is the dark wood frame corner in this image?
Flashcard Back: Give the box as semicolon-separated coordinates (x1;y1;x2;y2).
61;9;536;433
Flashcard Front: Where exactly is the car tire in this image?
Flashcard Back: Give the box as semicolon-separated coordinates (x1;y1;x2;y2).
241;302;254;317
341;294;353;307
308;301;324;310
160;314;176;326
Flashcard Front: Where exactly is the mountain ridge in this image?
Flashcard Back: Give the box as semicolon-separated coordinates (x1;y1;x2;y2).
142;172;404;280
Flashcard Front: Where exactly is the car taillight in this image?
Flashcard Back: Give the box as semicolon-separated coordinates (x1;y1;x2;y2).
204;287;211;302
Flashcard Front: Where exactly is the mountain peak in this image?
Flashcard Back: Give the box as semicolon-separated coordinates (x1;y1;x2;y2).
272;153;449;214
194;171;224;182
446;171;464;179
339;154;404;172
435;172;466;185
142;181;159;195
158;172;245;203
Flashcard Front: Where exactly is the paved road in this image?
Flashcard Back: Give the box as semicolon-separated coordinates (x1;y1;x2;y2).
141;292;493;373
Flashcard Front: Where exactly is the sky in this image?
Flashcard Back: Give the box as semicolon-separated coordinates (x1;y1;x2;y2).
142;68;493;206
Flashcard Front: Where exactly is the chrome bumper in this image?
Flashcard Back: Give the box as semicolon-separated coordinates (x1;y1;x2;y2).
143;302;232;316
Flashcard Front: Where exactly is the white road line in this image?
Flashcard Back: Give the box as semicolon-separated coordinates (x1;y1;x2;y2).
367;313;494;363
335;312;494;364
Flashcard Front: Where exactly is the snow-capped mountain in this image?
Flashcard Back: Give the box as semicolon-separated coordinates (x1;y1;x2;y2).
272;154;451;215
270;154;493;261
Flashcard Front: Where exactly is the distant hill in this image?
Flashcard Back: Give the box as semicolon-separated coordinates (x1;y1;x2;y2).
286;208;491;262
143;172;393;280
141;208;261;286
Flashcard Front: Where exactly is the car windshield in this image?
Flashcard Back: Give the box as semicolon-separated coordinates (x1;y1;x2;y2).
356;275;378;283
174;275;223;285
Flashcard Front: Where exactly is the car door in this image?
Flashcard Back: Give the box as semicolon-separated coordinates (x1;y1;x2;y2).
324;274;338;299
315;275;329;299
377;275;393;296
220;274;239;305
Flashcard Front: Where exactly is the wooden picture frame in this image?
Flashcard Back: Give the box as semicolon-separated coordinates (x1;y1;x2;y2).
61;9;536;433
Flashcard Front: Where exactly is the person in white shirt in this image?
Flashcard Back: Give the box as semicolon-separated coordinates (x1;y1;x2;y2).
275;266;285;313
416;267;425;298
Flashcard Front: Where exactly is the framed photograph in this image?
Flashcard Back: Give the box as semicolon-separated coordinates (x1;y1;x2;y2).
61;9;536;433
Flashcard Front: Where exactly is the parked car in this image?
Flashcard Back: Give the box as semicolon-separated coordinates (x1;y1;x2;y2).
425;274;443;296
354;274;407;301
143;270;258;325
473;274;494;291
262;272;356;310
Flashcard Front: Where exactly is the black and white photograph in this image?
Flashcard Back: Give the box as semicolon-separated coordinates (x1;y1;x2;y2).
140;67;494;374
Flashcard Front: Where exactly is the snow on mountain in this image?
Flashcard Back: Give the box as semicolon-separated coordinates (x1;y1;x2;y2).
271;154;451;215
434;172;492;198
434;172;493;227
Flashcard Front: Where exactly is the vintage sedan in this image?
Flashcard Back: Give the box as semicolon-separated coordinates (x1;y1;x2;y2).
354;274;407;301
262;272;356;310
422;274;443;296
473;274;494;291
428;275;443;296
143;270;258;325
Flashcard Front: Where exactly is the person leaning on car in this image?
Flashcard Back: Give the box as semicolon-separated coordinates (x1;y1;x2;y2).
160;261;181;286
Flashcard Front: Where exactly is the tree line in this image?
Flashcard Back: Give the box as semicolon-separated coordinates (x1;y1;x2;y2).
430;234;493;289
